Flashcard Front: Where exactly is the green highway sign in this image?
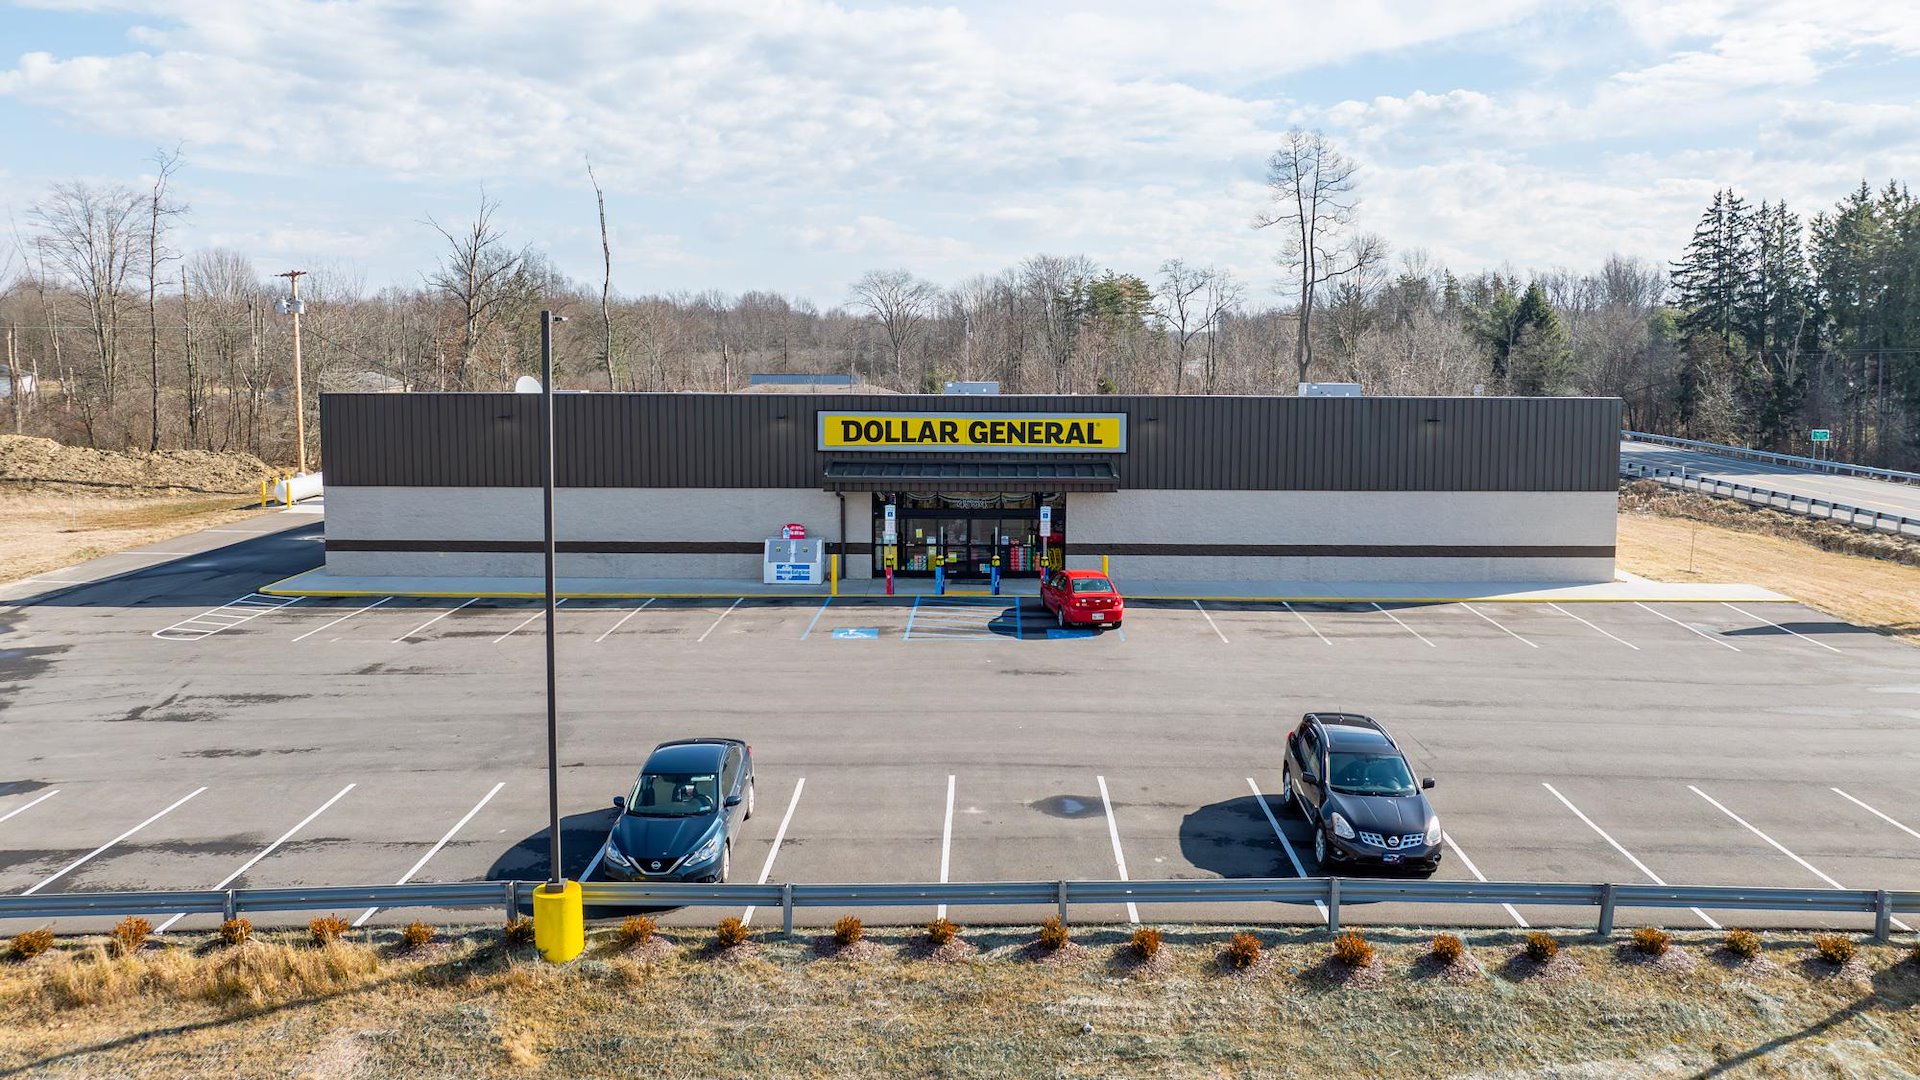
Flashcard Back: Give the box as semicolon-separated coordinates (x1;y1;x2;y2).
1811;429;1831;442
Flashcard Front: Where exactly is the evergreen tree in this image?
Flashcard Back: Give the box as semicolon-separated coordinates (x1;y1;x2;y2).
1670;189;1752;350
1507;283;1573;395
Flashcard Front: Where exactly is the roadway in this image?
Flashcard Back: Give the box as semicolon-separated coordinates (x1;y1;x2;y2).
1620;439;1920;524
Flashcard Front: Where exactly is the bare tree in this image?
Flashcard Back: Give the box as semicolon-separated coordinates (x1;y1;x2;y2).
30;181;146;441
424;192;523;390
1;236;19;433
1155;259;1210;392
144;147;186;450
585;158;617;390
847;269;938;382
1254;128;1383;388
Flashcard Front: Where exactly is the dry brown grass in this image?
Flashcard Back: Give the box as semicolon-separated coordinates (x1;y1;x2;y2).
308;916;350;946
108;917;151;957
217;918;252;947
0;489;272;586
0;927;1916;1078
503;917;535;946
1616;504;1920;643
6;929;54;961
400;922;436;951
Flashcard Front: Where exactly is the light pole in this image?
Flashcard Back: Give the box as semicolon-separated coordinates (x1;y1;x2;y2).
540;309;567;891
274;270;309;475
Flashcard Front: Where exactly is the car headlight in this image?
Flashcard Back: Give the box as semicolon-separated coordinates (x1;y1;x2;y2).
1330;812;1355;840
1425;816;1442;846
604;842;634;869
688;831;724;864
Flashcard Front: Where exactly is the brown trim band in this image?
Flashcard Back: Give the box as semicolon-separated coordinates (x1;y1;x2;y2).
1064;543;1615;558
327;538;1608;559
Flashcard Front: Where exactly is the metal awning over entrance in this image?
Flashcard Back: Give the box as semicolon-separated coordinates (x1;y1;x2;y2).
824;460;1119;492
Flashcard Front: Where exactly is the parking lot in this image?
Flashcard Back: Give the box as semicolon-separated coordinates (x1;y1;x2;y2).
3;515;1918;936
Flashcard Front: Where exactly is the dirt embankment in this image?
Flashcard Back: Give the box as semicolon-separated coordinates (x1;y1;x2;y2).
1619;479;1920;568
0;434;279;495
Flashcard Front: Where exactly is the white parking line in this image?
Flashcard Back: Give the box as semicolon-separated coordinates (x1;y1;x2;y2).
22;787;208;895
292;596;392;642
1192;600;1230;644
937;774;955;920
1832;788;1920;842
1462;604;1537;647
0;789;60;827
1371;602;1436;647
494;599;566;643
695;598;743;644
1547;603;1639;650
354;782;504;927
582;836;609;884
157;784;355;933
1243;777;1328;923
1439;832;1527;927
1095;775;1139;924
1542;783;1717;928
393;598;478;642
742;778;805;926
1282;595;1328;638
1690;784;1912;933
1635;603;1741;651
1723;603;1842;654
594;599;654;643
800;597;833;641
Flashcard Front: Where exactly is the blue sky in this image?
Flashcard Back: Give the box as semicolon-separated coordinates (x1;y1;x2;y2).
2;0;1916;306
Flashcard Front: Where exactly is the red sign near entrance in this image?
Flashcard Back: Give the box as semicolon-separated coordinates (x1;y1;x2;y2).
781;523;807;539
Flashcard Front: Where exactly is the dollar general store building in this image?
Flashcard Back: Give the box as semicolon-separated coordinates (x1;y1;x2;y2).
308;392;1621;588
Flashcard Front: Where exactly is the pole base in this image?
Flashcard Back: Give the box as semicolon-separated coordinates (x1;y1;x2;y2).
532;880;584;963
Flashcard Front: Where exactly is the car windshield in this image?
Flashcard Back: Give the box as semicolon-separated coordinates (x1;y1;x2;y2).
1325;752;1417;796
1071;578;1114;594
627;771;719;817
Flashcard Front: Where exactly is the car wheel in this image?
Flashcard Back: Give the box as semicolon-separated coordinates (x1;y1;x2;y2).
719;842;731;883
1056;607;1066;628
744;778;756;820
1279;769;1293;816
1313;828;1327;868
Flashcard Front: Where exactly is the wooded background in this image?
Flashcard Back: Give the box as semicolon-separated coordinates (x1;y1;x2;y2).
2;137;1915;470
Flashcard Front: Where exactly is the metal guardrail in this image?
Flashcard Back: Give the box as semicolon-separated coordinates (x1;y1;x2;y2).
1621;462;1920;538
4;877;1915;941
1622;430;1920;485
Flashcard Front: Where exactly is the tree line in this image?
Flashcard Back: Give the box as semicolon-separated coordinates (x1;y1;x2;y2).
1;134;1916;469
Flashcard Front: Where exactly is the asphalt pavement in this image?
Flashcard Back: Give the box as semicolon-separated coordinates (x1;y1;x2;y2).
2;513;1918;938
1621;439;1920;523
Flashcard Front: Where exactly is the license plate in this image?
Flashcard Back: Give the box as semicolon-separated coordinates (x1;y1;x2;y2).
1382;853;1402;865
1092;613;1105;621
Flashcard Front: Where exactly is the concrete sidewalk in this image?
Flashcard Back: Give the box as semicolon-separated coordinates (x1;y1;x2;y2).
260;566;1791;603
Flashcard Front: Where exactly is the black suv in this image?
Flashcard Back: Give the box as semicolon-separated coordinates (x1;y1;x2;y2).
599;738;755;883
1279;712;1441;875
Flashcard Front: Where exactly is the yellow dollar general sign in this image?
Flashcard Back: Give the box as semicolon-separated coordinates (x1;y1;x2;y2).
818;412;1127;453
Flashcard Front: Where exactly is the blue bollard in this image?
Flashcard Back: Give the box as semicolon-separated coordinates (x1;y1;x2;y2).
935;563;945;596
990;561;1000;596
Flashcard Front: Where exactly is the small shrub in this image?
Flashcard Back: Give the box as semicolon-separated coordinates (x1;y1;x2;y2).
615;915;657;949
924;918;958;946
217;918;253;947
8;927;55;960
1523;931;1560;962
308;915;350;946
1129;926;1163;960
714;917;750;949
1631;926;1671;956
1331;930;1374;969
1430;933;1465;964
831;915;864;946
400;921;435;950
1037;915;1069;952
1812;933;1856;966
1908;942;1919;967
109;916;151;956
1724;928;1762;959
1225;931;1262;970
503;916;536;946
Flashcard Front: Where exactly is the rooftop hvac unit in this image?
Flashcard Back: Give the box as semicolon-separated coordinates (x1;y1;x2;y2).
1298;382;1362;397
944;381;999;395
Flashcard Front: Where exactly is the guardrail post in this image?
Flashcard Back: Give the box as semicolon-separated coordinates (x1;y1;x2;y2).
1326;877;1340;935
1873;889;1891;943
504;880;518;923
1597;883;1616;936
782;883;795;937
1056;880;1068;921
223;889;238;922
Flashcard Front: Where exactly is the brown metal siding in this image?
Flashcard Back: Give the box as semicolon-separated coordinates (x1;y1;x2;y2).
320;393;1621;491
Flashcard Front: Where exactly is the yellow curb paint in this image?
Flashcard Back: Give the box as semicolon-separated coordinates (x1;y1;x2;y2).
532;879;583;963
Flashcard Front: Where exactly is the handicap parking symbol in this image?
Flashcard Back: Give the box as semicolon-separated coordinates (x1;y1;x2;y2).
833;627;880;639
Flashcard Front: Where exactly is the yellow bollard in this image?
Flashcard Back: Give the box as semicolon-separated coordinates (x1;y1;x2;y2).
1101;554;1110;577
532;879;584;962
260;478;268;509
829;553;839;597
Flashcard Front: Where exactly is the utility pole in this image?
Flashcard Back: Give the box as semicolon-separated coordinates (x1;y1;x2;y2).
276;270;309;474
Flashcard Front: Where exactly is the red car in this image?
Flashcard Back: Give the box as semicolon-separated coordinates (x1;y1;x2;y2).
1040;568;1124;630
